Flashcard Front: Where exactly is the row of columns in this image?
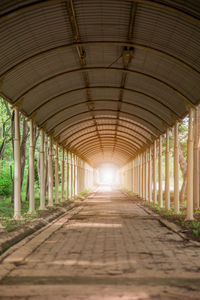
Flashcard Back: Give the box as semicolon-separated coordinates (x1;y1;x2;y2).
121;107;199;220
13;107;94;220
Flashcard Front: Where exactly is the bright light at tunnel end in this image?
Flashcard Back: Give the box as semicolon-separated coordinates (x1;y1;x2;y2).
96;163;119;185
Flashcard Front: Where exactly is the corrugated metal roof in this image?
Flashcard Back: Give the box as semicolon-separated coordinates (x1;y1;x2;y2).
0;0;200;166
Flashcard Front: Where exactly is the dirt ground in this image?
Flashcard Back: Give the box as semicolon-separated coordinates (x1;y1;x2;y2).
0;186;200;300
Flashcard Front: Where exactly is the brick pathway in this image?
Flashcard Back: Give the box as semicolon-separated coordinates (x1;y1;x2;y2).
0;186;200;299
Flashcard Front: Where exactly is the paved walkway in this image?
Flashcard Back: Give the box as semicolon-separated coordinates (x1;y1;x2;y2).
0;186;200;299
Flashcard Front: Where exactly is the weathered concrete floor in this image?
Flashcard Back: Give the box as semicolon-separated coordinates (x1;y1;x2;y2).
0;186;200;300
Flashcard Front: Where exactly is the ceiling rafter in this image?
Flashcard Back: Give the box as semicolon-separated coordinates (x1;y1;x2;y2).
72;139;137;157
1;0;199;27
79;147;133;161
66;0;104;155
28;86;179;120
65;128;144;149
112;2;137;157
70;147;133;164
70;135;139;152
1;42;199;81
59;123;151;145
44;109;164;137
10;67;193;108
56;116;155;140
38;98;172;129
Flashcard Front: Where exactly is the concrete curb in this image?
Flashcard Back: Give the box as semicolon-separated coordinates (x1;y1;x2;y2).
0;202;76;256
138;203;200;247
0;203;83;281
0;190;95;257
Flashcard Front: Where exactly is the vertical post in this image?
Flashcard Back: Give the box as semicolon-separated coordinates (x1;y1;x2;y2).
145;150;148;201
28;119;35;214
48;136;53;207
132;160;134;193
143;154;145;199
74;155;76;196
174;121;179;213
39;129;46;210
14;107;22;220
148;146;152;202
61;147;65;202
186;107;194;220
66;150;69;200
153;140;157;203
140;155;142;198
193;107;199;209
159;135;163;207
77;158;79;194
165;128;170;210
55;142;59;204
136;156;139;195
71;152;73;198
142;154;144;199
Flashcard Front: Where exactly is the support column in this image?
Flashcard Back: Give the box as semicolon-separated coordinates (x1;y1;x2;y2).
148;146;152;202
142;154;145;199
153;140;157;203
186;107;194;220
165;128;170;210
193;107;199;209
28;119;35;214
66;150;69;200
48;136;53;207
39;129;46;210
71;152;73;198
74;155;76;196
174;121;179;213
14;107;22;220
132;160;134;193
61;147;65;202
136;156;139;195
159;135;163;207
55;142;59;204
145;150;148;201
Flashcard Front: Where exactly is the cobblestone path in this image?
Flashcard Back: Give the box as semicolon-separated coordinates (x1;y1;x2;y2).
0;186;200;299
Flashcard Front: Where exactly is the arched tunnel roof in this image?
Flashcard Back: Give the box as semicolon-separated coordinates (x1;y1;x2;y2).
0;0;200;167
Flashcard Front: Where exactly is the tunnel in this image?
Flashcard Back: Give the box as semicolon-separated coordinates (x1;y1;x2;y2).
0;1;200;299
1;0;200;219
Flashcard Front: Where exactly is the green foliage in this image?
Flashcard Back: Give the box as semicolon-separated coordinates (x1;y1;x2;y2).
0;162;12;196
192;229;199;236
163;210;173;216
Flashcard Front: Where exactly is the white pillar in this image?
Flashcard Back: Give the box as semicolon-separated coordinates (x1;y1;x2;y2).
39;129;46;210
153;140;157;203
133;161;134;192
61;147;65;202
28;119;35;214
66;150;69;200
48;136;53;207
159;135;163;207
71;152;73;198
14;107;22;220
148;146;152;202
142;154;145;199
193;107;199;209
145;150;148;201
74;155;76;196
165;128;170;210
174;121;179;213
55;142;59;204
186;107;194;220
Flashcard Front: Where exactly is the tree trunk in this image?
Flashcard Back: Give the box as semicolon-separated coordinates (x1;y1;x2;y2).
20;117;29;188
